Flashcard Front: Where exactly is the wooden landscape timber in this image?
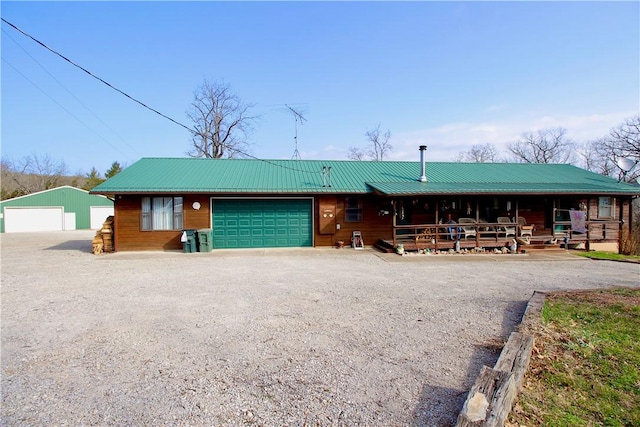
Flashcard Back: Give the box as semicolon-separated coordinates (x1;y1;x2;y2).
455;292;544;427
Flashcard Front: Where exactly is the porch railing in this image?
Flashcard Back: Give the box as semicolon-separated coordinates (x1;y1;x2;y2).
392;221;520;251
553;208;621;247
392;216;623;251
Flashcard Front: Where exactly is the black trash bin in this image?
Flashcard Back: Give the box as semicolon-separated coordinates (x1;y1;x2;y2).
182;229;197;253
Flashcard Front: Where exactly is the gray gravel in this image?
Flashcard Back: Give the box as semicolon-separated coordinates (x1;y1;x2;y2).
1;230;638;426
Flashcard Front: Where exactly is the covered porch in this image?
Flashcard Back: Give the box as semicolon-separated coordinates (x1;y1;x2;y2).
374;194;632;253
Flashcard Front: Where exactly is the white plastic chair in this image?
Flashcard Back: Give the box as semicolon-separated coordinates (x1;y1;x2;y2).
497;217;516;238
458;218;477;240
515;217;534;238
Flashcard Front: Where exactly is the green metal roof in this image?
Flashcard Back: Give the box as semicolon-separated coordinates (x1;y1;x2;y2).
91;158;640;196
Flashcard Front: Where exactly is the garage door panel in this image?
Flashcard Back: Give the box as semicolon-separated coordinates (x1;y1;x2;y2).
4;207;64;233
90;206;114;229
212;199;312;248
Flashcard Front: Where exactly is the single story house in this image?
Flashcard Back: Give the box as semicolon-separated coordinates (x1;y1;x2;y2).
0;186;114;233
90;151;639;252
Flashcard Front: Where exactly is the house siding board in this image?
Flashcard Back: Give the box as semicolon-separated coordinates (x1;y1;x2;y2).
314;195;393;247
112;192;628;251
0;186;113;233
114;195;210;251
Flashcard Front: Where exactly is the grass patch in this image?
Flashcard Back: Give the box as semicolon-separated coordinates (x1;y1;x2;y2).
508;288;640;427
574;251;640;262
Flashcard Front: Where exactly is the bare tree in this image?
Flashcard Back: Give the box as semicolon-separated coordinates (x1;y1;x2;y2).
347;123;392;161
603;115;640;182
1;153;68;198
577;139;616;176
365;123;392;161
186;80;256;159
579;116;640;182
455;143;500;162
507;128;575;164
347;146;366;161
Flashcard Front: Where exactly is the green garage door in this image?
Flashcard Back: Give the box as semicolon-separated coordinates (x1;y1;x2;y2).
212;199;312;248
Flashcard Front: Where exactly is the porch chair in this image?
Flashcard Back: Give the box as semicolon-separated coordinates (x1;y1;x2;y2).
497;217;516;238
458;218;477;240
515;217;534;238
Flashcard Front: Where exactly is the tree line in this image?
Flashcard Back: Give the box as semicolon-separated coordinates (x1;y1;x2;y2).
454;116;640;183
0;157;122;200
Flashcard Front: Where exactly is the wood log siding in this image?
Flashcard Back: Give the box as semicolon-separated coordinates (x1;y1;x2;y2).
113;194;629;251
314;195;393;247
114;195;210;251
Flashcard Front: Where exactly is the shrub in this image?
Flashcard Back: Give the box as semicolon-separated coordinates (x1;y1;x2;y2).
620;217;640;256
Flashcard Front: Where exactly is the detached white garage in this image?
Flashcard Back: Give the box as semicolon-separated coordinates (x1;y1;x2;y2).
4;207;65;233
0;186;114;233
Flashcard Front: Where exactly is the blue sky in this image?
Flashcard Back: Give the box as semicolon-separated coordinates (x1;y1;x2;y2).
2;1;639;175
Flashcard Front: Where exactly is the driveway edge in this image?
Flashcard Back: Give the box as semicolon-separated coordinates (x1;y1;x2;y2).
454;291;546;427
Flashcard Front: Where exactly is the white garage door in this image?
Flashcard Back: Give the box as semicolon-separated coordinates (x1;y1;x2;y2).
4;207;64;233
90;206;114;229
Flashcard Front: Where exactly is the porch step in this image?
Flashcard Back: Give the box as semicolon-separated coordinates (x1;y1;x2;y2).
374;239;395;253
521;243;564;252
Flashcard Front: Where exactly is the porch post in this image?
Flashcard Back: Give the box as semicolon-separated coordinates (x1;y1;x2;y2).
618;197;624;254
475;199;480;247
435;200;440;251
552;200;557;238
515;199;519;237
585;197;591;252
629;197;634;239
392;200;397;248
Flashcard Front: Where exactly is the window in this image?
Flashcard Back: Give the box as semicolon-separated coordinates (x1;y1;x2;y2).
345;197;363;222
598;197;614;219
141;197;183;230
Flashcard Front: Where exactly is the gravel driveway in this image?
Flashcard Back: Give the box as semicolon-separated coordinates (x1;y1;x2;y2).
1;230;638;426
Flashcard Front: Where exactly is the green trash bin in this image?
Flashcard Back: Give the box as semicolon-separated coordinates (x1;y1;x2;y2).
197;228;213;252
182;229;197;253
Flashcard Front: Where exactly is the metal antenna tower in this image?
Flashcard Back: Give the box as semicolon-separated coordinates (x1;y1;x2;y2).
286;104;307;160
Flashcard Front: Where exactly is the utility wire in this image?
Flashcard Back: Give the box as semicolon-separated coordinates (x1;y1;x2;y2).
2;57;130;158
1;17;319;175
1;17;193;134
1;27;141;157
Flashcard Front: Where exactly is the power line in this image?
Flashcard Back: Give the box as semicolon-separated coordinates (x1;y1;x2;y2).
1;17;320;175
2;57;130;159
1;17;193;134
1;27;141;157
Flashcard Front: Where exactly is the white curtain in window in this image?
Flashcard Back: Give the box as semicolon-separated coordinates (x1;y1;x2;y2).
173;197;183;230
141;197;152;230
143;196;182;230
152;197;172;230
